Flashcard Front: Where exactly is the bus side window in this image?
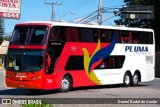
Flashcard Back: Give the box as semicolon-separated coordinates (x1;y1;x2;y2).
141;32;153;44
80;28;94;42
101;30;107;42
107;30;113;42
66;27;79;42
109;57;115;68
120;31;132;43
53;30;59;41
94;29;98;42
95;56;125;69
132;31;140;44
97;29;101;42
49;27;59;42
94;29;102;42
148;32;153;44
100;61;107;68
114;31;120;43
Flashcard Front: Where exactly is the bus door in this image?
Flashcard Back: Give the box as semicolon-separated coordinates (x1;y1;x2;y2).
44;26;65;88
46;26;65;72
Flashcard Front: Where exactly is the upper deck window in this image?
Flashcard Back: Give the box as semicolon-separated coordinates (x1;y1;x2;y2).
10;27;28;44
29;27;48;44
132;31;153;44
10;26;49;45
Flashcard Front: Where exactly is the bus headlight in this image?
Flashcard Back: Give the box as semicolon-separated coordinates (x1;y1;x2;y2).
6;75;13;79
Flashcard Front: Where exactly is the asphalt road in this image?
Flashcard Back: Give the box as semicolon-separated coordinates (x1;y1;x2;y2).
0;69;160;107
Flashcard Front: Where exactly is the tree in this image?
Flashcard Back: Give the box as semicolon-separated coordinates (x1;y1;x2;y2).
115;0;160;52
0;18;5;45
115;0;152;28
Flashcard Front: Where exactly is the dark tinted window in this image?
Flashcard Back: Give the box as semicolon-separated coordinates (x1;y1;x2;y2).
5;49;44;72
29;27;48;44
66;27;80;42
65;55;125;70
10;26;49;45
95;56;125;69
120;31;132;43
114;31;120;43
141;32;153;44
11;27;28;44
65;56;84;70
80;28;94;42
49;26;153;44
132;31;153;44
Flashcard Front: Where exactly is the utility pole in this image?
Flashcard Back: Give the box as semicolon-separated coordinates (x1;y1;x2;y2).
44;0;62;21
98;0;102;25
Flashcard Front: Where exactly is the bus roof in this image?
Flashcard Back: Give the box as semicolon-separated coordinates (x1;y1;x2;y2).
16;21;154;32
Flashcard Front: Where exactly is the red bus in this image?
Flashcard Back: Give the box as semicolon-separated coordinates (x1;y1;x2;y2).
5;21;155;93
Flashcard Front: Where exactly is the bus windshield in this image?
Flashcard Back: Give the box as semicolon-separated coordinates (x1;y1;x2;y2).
5;49;44;72
10;26;49;45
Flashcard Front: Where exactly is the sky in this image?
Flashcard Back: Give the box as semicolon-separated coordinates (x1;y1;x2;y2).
4;0;125;34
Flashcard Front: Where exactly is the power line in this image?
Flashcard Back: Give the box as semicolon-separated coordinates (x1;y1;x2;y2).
76;10;98;23
62;0;84;15
68;10;97;23
44;0;62;21
82;15;98;24
62;0;94;18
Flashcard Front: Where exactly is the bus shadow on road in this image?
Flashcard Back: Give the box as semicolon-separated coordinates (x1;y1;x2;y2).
0;88;29;95
0;88;61;96
71;84;149;92
0;84;149;96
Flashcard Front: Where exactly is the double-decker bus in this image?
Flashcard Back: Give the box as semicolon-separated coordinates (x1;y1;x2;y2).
5;21;155;93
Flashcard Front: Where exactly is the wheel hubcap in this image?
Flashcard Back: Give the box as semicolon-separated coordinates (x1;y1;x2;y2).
61;78;69;90
125;75;130;84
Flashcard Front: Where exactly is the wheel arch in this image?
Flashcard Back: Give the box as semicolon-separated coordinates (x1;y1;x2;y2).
125;70;132;77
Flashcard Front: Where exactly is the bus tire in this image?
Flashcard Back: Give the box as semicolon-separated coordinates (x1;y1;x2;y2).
132;72;139;86
123;72;131;87
59;76;72;92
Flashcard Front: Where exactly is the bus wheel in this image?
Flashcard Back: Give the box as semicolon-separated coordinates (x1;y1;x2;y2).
59;76;72;92
132;72;139;86
123;72;131;87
